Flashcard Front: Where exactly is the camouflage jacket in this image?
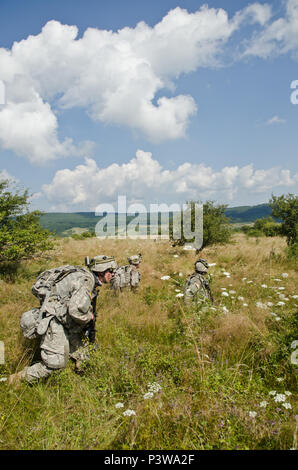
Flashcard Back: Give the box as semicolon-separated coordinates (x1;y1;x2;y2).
183;273;213;305
38;268;97;331
111;264;141;291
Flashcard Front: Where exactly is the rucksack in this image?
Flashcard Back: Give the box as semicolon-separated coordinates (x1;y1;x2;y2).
112;265;131;289
32;265;90;302
20;266;92;340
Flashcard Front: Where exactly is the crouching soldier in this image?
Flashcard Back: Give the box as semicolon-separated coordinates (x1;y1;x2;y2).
111;253;142;293
184;259;214;306
8;255;117;385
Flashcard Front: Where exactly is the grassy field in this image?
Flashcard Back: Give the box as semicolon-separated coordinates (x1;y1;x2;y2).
0;234;297;450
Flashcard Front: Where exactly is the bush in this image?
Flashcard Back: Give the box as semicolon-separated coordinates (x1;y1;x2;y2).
170;200;232;248
240;217;281;238
0;179;54;263
71;231;94;240
269;193;298;246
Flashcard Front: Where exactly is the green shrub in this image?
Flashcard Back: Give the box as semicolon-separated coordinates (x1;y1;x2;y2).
0;179;54;264
170;200;232;248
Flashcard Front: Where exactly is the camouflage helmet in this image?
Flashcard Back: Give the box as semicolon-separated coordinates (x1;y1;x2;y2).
128;253;142;265
195;258;209;273
86;255;117;273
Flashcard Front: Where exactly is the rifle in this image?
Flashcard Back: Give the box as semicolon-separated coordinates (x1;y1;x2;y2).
85;288;98;343
203;278;214;304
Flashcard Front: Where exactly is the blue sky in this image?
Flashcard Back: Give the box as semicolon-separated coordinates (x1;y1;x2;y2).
0;0;297;211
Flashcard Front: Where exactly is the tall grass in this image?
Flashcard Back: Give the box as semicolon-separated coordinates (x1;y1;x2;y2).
0;234;297;449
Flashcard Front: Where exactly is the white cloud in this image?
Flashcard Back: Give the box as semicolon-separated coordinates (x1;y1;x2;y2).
0;4;279;163
266;115;286;125
243;0;298;58
42;149;298;210
0;168;18;183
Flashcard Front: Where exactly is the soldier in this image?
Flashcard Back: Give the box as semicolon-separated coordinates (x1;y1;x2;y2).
111;253;142;293
8;255;117;385
184;258;214;305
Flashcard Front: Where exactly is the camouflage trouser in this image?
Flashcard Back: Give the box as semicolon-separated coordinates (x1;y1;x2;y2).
23;318;89;383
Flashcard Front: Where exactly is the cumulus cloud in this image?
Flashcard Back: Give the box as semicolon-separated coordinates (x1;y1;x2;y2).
0;3;281;163
243;0;298;58
42;149;298;210
0;168;18;183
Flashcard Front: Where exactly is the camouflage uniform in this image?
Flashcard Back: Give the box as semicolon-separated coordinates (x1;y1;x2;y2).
184;259;214;306
111;254;142;293
15;256;117;384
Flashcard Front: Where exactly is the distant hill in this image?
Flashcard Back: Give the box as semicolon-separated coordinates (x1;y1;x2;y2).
225;203;272;223
40;204;273;236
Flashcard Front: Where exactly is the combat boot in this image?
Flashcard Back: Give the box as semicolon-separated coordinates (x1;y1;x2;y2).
8;368;28;386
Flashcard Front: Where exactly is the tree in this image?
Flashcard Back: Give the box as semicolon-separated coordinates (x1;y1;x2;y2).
269;193;298;246
170;200;232;248
0;179;54;262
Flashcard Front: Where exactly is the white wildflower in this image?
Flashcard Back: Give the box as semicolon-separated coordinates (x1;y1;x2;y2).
160;276;170;280
221;288;227;291
179;272;183;277
221;291;229;297
243;303;248;307
261;284;268;288
229;290;236;294
238;296;244;301
277;301;285;306
123;409;136;417
176;293;184;298
222;306;229;313
276;377;284;382
173;255;179;258
223;272;230;277
273;278;282;282
115;402;124;408
269;390;277;396
278;287;285;290
275;316;281;321
247;280;253;284
282;402;292;410
256;302;267;309
148;382;162;394
274;394;286;403
175;289;181;293
281;273;288;278
0;377;7;382
249;411;257;418
259;401;268;408
291;295;298;299
242;278;247;281
270;312;277;317
285;391;292;396
208;263;216;266
267;302;273;307
143;392;154;400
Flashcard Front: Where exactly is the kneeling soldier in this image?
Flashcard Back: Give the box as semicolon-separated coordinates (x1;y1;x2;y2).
184;258;214;305
111;253;142;293
8;255;117;385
